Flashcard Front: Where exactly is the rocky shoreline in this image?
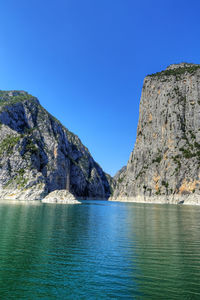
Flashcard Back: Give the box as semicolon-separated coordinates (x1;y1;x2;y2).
0;189;81;204
1;191;200;206
109;194;200;205
42;190;81;204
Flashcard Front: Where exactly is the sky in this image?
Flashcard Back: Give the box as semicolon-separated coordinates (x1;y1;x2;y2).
0;0;200;176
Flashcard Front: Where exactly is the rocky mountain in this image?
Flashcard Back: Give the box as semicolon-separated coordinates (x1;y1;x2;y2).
111;166;126;194
112;63;200;204
0;90;112;200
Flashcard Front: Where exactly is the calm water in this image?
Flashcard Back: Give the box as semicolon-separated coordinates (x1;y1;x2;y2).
0;201;200;299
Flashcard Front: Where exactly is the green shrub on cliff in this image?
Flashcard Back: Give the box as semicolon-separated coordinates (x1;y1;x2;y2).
0;135;20;155
148;65;200;78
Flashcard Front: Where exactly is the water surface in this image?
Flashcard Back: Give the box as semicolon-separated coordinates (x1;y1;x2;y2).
0;200;200;299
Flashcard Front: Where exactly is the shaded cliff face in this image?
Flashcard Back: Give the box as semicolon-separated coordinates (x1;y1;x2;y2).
0;90;111;200
113;63;200;201
112;166;126;195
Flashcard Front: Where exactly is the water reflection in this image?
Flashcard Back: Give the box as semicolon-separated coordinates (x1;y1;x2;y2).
0;201;200;299
126;204;200;299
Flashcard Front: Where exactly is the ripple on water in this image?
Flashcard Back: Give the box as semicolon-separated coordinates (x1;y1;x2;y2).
0;201;200;299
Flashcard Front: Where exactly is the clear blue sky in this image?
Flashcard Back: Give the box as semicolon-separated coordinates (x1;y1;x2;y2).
1;0;200;175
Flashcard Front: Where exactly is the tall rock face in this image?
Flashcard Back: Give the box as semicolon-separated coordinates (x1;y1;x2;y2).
0;90;112;200
112;63;200;204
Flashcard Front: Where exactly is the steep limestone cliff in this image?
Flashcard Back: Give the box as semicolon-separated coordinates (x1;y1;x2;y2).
112;63;200;204
0;90;112;200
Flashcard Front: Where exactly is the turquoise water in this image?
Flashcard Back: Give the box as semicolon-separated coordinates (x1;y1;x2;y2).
0;201;200;299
